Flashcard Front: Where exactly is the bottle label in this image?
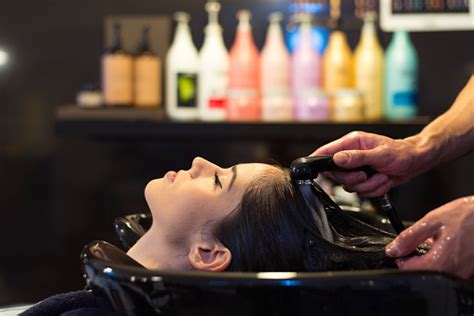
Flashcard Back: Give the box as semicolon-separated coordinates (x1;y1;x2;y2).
393;91;417;106
177;73;198;108
209;98;226;109
102;55;133;105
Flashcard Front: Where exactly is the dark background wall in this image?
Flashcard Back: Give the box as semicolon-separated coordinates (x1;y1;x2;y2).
0;0;472;305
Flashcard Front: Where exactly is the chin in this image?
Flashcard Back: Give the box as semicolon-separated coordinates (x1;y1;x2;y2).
144;179;163;211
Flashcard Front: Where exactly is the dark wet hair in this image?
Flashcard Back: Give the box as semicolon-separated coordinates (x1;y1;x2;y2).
213;167;397;272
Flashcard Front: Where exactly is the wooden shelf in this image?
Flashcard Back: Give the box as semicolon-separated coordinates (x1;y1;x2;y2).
55;105;430;142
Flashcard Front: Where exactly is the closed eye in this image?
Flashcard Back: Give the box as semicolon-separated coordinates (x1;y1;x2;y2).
214;172;223;189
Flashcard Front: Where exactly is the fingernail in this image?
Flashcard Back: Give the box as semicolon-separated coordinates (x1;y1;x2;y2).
337;152;349;165
386;242;400;257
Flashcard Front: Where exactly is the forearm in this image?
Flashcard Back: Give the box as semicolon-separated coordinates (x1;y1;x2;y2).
405;75;474;172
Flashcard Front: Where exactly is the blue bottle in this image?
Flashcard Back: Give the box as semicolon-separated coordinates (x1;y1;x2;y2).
384;31;419;119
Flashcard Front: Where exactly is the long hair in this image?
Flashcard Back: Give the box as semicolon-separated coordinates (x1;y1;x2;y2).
213;167;397;272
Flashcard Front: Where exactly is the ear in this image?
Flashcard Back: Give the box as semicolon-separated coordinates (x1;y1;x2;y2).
188;241;232;272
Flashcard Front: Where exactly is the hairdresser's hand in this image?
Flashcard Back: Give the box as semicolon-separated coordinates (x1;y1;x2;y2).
311;131;426;197
386;196;474;280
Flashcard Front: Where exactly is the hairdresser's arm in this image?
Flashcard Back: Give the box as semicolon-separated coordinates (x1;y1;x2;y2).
385;196;474;280
312;75;474;197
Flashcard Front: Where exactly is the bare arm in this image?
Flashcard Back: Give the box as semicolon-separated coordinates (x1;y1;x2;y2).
406;75;474;172
312;75;474;196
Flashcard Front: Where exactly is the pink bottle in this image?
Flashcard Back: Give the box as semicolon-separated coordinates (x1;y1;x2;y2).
227;10;260;121
291;14;328;121
261;12;292;121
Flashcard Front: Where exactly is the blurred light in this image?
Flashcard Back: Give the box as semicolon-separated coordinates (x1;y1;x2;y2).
288;2;326;14
0;49;9;67
257;272;297;279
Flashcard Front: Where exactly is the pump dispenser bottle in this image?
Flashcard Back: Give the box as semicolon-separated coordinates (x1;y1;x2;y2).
135;26;161;107
227;10;260;121
199;1;229;121
292;14;328;121
261;12;292;121
384;30;419;119
354;13;384;120
102;23;133;106
166;12;200;120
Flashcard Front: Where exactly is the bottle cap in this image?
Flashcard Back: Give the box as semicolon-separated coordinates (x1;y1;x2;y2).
363;11;377;23
174;11;191;23
268;12;283;23
237;10;251;23
138;25;153;53
295;12;313;24
205;1;221;24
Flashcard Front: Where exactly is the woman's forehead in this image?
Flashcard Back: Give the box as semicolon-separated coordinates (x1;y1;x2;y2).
237;163;284;177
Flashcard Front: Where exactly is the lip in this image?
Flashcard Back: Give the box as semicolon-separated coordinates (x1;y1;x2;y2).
164;171;177;183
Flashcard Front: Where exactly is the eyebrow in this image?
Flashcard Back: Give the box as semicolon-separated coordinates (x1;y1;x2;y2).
227;165;237;191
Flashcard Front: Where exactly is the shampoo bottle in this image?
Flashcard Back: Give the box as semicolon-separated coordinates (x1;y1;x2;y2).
384;30;419;119
102;23;133;106
166;12;200;120
354;13;384;120
261;12;292;121
323;26;354;93
199;1;229;121
292;14;328;121
227;10;260;121
134;26;161;107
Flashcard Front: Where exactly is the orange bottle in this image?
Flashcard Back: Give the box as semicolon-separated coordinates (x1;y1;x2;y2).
323;30;354;93
227;10;260;121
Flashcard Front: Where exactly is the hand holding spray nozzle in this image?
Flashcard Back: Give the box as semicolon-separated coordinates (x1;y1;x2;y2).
290;155;405;234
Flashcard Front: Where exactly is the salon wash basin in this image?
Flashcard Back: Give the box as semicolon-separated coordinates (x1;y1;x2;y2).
79;211;474;316
82;241;474;316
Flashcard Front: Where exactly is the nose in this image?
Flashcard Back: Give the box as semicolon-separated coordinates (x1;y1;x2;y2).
190;157;222;178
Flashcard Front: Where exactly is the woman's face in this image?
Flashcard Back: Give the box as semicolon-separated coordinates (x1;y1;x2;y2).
145;157;278;248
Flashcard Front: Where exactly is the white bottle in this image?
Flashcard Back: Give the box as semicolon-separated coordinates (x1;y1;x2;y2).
199;1;229;121
166;12;200;120
261;12;292;121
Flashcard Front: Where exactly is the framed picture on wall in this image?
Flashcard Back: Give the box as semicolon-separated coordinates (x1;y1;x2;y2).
380;0;474;31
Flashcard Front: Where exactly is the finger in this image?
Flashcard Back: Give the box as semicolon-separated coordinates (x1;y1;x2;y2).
385;217;441;258
310;132;367;156
325;171;367;186
332;148;388;170
358;179;394;198
343;174;389;194
396;253;435;271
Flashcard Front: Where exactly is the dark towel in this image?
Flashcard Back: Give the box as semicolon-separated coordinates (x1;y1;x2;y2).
20;290;122;316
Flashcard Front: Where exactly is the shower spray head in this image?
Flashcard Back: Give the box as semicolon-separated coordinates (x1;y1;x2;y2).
290;156;338;184
290;155;405;234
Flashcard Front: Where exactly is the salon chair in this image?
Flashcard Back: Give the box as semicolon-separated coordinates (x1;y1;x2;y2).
81;211;474;316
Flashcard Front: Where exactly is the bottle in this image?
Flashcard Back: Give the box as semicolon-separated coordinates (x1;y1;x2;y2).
332;89;364;122
166;12;200;120
292;14;328;121
323;26;354;94
354;13;384;121
199;1;229;121
286;13;330;55
102;23;133;106
261;12;292;121
384;30;419;119
134;26;161;107
227;10;260;121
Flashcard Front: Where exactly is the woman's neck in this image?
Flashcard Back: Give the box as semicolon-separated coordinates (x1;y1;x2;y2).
127;225;191;271
127;229;163;270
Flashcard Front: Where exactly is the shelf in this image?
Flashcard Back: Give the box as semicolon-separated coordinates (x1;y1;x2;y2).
55;105;430;142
